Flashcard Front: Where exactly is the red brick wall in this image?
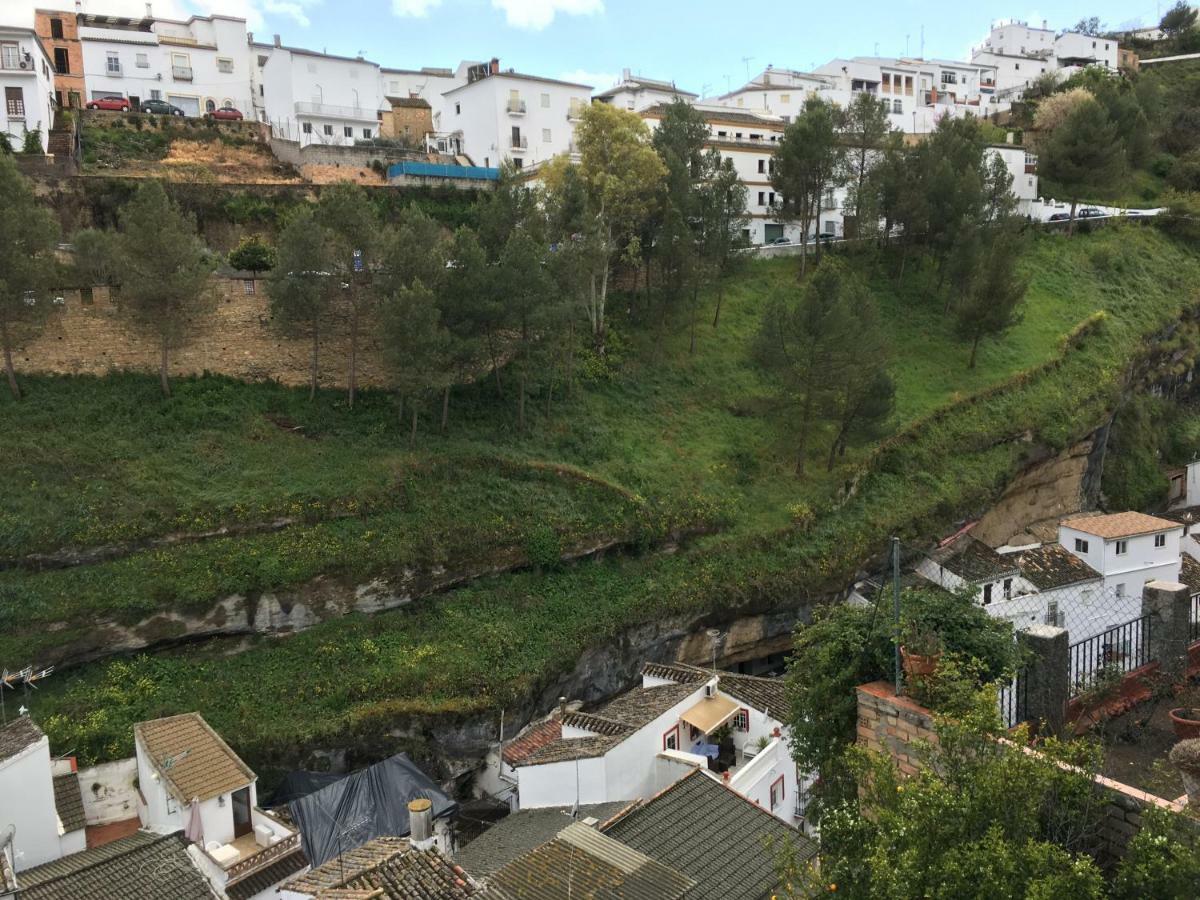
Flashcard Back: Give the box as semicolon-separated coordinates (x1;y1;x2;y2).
34;11;85;108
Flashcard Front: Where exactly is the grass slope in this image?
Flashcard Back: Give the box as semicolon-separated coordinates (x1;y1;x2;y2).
14;224;1200;767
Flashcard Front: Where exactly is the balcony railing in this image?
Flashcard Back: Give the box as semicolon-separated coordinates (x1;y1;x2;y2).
293;101;375;121
510;135;528;150
1;52;37;72
506;99;527;114
172;65;193;81
567;106;584;121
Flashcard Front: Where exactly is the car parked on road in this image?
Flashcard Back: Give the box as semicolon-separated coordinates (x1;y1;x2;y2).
206;106;243;121
1078;207;1106;218
86;96;130;112
140;99;186;116
1047;212;1071;222
767;237;792;246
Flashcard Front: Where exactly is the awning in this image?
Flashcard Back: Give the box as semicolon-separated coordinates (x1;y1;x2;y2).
679;694;739;734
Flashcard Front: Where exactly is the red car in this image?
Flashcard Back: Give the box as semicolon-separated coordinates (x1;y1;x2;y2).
207;106;243;121
86;96;130;112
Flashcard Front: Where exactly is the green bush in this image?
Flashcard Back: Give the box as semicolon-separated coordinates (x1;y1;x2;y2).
227;235;276;272
22;129;41;154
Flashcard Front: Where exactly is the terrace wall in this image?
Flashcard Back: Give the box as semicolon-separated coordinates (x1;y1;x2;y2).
856;680;1190;863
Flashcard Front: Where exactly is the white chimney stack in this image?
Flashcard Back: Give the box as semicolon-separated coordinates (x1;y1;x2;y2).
408;799;435;851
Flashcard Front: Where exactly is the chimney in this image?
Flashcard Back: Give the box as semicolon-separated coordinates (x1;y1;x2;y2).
622;67;631;82
273;33;281;48
247;31;253;43
408;798;435;850
557;696;567;717
490;57;500;75
145;2;152;18
75;0;82;13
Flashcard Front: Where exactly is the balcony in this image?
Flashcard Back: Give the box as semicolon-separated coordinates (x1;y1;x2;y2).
0;51;37;73
566;106;585;121
506;99;527;115
195;807;302;890
293;101;376;122
105;61;122;76
172;65;193;81
510;134;528;151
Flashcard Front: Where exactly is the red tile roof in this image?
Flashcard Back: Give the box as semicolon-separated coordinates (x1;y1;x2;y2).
502;718;561;766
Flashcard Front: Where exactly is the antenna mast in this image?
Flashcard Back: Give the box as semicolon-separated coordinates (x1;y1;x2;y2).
1;665;54;725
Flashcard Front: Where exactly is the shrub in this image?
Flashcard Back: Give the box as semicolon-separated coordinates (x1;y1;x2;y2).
0;132;12;154
227;235;276;272
22;128;42;154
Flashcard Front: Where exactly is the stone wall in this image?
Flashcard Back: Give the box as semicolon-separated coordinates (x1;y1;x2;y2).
855;680;1189;862
11;277;392;389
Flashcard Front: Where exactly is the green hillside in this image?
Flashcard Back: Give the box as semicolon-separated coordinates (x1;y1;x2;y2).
8;222;1200;767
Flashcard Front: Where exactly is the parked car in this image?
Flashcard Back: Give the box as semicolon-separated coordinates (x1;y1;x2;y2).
768;237;792;246
1078;207;1105;218
207;106;243;121
86;96;130;112
1047;212;1071;222
140;99;186;116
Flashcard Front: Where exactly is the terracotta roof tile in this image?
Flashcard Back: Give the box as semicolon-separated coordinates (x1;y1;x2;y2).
502;718;562;766
134;713;255;803
52;772;86;833
1060;511;1180;540
0;715;44;764
930;535;1019;583
641;663;788;720
285;836;475;899
1014;544;1102;590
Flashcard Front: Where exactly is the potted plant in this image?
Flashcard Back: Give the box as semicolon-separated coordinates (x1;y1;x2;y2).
901;626;942;678
1169;706;1200;740
1168;738;1200;801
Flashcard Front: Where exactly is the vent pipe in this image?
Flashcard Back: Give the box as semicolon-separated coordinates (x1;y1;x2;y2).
408;798;434;850
273;33;281;48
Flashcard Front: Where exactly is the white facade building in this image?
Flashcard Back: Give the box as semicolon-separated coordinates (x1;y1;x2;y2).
381;62;472;135
0;26;55;152
442;61;590;169
0;716;85;873
972;21;1120;100
501;663;805;827
710;65;832;123
79;13;252;116
259;38;382;147
135;712;305;900
1059;512;1183;607
594;68;697;112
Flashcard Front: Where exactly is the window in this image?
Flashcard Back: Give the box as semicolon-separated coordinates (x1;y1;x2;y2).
242;280;255;294
540;92;550;108
205;98;216;113
323;124;333;136
732;708;750;731
1155;533;1166;548
758;191;765;206
4;87;24;118
106;51;120;74
1014;63;1020;71
1003;578;1012;601
779;93;790;103
344;126;353;137
940;71;957;85
716;130;726;137
768;192;775;207
54;47;69;74
166;795;177;815
302;122;312;134
1115;540;1128;556
455;102;460;115
50;18;64;39
217;58;234;74
542;127;551;143
662;725;679;751
363;128;371;138
882;73;891;92
892;99;901;113
1074;538;1089;553
983;583;993;606
1116;583;1126;598
135;52;148;68
150;89;161;101
1045;600;1064;628
769;775;785;811
257;54;268;67
757;159;765;174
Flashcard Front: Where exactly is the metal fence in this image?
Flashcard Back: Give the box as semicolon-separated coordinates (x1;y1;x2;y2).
1068;614;1153;698
998;667;1029;728
1192;594;1200;644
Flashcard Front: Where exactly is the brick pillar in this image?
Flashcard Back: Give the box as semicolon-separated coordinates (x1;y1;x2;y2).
1018;625;1069;736
1142;580;1191;680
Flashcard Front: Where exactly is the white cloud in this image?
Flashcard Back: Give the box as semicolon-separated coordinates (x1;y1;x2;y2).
490;0;602;29
559;68;617;90
391;0;443;16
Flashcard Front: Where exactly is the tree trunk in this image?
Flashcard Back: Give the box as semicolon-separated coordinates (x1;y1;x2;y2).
487;332;504;398
309;326;319;401
566;320;576;397
795;393;813;476
969;335;980;370
897;243;909;283
347;302;359;407
545;367;554;418
689;282;699;354
159;334;171;398
712;281;725;329
1067;199;1078;237
441;384;450;433
827;430;844;472
410;404;418;448
1;324;20;400
518;371;526;433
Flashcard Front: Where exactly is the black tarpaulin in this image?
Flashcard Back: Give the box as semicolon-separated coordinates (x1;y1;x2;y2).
288;753;458;867
266;770;345;808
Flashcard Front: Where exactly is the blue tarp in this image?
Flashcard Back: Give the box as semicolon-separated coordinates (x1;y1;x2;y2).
387;160;500;181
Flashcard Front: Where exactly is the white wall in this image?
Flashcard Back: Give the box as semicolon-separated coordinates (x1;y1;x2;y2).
0;28;55;152
262;47;382;146
517;756;607;809
0;733;61;871
382;65;466;132
1054;32;1119;69
727;737;796;824
445;74;589;169
77;758;139;825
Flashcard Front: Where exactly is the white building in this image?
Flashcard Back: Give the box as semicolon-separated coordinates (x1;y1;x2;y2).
380;61;472;135
0;25;55;152
79;12;252;117
135;712;306;900
442;60;590;169
0;716;86;873
710;65;832;123
500;662;806;827
990;142;1039;215
258;37;382;146
972;20;1120;100
594;68;697;112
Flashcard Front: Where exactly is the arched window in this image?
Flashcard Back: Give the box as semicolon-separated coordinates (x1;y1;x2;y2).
205;99;216;113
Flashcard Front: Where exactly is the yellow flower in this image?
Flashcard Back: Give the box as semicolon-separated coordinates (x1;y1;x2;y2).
829;884;838;892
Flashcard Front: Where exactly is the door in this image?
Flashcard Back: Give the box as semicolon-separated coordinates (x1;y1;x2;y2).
764;223;784;243
231;786;252;838
168;94;200;117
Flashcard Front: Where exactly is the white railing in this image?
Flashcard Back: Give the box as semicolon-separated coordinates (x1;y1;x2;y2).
506;99;527;114
172;65;193;81
293;101;374;121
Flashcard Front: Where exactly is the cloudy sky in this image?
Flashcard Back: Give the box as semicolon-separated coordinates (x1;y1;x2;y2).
7;0;1168;95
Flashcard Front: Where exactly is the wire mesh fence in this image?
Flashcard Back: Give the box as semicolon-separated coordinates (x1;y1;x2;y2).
1068;613;1153;698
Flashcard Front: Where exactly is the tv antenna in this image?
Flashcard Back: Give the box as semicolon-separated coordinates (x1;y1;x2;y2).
1;666;54;725
161;748;192;771
741;56;755;80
